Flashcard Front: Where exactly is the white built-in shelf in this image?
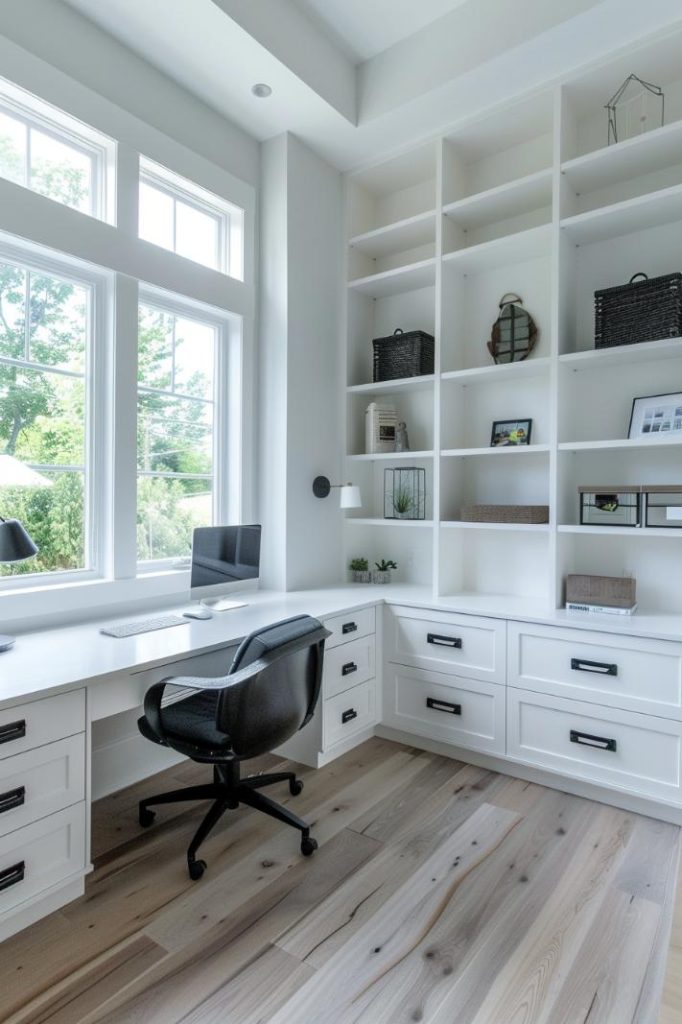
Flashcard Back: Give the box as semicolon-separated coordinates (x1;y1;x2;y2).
348;257;436;298
559;438;682;453
348;210;437;259
441;520;550;532
347;375;435;395
348;450;434;462
441;445;550;458
562;120;682;196
560;337;682;369
441;357;550;384
560;183;682;246
559;524;682;538
345;517;434;528
442;223;550;274
443;169;552;229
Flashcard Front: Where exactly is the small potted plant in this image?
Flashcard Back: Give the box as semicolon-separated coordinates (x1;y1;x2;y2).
349;557;370;583
392;488;414;519
372;559;397;584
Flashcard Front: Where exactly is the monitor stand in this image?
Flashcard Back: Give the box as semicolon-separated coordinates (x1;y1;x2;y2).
200;597;249;612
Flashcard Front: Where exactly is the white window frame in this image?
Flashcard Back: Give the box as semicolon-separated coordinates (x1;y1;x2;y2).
0;237;111;591
136;286;240;574
0;76;116;223
139;157;244;279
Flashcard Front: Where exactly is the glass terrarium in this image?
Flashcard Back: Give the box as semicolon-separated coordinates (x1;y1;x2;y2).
644;487;682;529
384;467;426;520
606;75;664;145
487;293;537;365
579;486;642;527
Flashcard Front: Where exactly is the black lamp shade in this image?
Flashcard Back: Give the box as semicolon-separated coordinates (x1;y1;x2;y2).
0;519;39;562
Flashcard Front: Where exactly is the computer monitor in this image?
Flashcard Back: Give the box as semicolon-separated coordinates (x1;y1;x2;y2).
190;524;261;609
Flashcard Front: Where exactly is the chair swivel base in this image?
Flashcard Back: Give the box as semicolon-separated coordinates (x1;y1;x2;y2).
138;768;318;879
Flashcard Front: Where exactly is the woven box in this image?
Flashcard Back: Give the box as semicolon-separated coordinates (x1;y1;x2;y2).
373;328;435;382
566;574;636;609
460;504;549;524
594;272;682;349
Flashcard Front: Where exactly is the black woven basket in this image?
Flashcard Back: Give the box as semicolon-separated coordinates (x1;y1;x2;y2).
372;328;435;382
594;272;682;349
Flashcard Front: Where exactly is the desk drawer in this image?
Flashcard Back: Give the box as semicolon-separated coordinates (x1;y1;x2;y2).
386;606;505;683
508;622;682;719
0;804;85;918
323;679;375;749
0;690;85;760
324;607;375;649
0;735;85;838
507;688;682;803
324;636;375;700
384;665;505;755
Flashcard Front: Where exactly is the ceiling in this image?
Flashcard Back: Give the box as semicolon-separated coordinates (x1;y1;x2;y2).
59;0;682;173
290;0;473;62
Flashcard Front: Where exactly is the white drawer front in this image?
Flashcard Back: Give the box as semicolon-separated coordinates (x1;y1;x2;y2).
0;735;85;838
324;635;375;700
0;690;85;760
323;679;376;749
0;804;86;918
384;665;505;755
508;688;682;803
386;606;505;683
324;607;375;650
508;622;682;719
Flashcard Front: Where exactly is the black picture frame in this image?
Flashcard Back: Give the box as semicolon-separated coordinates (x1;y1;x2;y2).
628;391;682;439
490;418;533;447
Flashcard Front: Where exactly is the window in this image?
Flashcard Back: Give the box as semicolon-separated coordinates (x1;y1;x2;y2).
137;299;224;563
0;79;113;219
139;158;243;278
0;253;96;578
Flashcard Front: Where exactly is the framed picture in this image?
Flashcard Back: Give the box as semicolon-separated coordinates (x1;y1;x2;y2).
490;418;532;447
628;392;682;439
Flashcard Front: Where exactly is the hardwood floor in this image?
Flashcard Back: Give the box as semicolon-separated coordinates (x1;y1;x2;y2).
0;738;679;1024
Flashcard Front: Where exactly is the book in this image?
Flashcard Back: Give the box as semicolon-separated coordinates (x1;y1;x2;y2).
566;601;638;616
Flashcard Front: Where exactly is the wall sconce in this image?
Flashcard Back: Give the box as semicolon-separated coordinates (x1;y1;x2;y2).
313;477;362;509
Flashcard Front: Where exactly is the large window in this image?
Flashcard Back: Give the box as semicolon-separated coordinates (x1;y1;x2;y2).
137;300;223;563
0;254;94;577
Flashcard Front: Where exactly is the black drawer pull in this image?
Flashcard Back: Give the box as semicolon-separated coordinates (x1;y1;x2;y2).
341;708;358;724
427;633;462;649
571;658;617;676
0;787;25;815
342;661;358;677
570;729;617;752
342;622;357;635
0;861;25;893
426;697;462;716
0;720;26;746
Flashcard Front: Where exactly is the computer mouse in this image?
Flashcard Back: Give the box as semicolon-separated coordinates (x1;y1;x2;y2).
182;607;213;620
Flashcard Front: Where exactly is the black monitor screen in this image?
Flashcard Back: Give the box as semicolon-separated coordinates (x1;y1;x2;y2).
190;525;261;591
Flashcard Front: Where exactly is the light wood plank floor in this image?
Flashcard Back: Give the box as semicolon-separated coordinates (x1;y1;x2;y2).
0;738;679;1024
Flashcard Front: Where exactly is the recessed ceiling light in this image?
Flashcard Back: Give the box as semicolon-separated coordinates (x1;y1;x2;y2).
251;83;272;99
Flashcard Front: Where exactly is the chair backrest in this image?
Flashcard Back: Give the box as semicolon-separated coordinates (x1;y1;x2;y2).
217;615;329;758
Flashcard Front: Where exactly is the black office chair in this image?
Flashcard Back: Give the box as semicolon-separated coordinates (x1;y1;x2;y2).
137;614;330;879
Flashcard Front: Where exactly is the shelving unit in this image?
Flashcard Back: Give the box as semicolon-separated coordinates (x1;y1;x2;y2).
342;32;682;614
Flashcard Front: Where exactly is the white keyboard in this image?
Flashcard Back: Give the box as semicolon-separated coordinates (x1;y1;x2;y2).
100;614;188;638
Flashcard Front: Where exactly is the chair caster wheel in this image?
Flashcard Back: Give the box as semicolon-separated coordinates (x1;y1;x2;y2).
290;779;304;796
301;836;318;857
188;859;207;881
139;807;155;828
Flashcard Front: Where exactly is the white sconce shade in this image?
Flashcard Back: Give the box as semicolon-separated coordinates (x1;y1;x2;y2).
339;484;362;509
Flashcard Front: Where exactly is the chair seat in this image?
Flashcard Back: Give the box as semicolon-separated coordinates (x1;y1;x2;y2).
138;690;233;757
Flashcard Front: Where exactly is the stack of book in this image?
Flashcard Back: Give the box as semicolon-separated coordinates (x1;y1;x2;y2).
565;574;637;616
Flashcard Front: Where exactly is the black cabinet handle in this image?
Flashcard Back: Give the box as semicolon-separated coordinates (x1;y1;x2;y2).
571;658;617;676
426;697;462;716
342;662;357;677
0;861;25;893
570;729;617;752
341;708;358;724
0;720;26;746
342;622;357;635
0;786;25;815
427;633;462;649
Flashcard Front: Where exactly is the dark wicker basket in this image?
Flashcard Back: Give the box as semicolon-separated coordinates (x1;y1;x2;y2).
373;328;435;382
594;272;682;349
